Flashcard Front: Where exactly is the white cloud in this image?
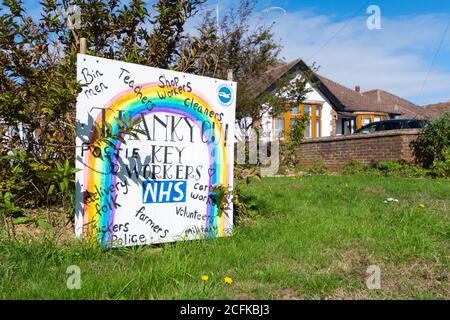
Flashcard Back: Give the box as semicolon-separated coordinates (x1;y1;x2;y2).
264;10;450;105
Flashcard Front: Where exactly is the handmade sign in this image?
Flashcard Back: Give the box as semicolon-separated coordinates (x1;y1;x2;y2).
75;54;236;247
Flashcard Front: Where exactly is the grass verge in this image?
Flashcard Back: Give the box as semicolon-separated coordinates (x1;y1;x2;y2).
0;175;448;299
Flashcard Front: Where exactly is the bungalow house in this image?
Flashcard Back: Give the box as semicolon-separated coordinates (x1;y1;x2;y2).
250;59;444;141
423;101;450;118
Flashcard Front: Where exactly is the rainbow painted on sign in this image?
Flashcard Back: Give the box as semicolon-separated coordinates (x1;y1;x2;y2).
81;83;231;245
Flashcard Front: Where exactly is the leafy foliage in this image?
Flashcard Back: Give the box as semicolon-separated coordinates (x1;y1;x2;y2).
431;146;450;177
233;165;261;221
289;114;310;147
209;184;231;218
178;0;316;128
277;114;311;173
0;0;205;215
343;160;429;178
0;191;19;237
0;0;316;233
412;112;450;168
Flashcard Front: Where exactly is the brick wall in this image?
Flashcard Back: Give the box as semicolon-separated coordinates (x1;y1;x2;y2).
295;129;419;171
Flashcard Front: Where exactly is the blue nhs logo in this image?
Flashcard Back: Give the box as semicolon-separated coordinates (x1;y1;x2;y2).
142;180;187;204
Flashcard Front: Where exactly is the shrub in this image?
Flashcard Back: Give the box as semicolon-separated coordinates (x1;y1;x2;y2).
375;161;428;177
430;147;450;178
344;160;375;175
289;114;310;148
0;191;20;238
233;166;261;222
307;161;328;175
413;112;450;168
344;160;428;178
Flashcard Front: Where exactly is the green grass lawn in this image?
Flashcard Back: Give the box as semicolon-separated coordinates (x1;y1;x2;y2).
0;175;449;299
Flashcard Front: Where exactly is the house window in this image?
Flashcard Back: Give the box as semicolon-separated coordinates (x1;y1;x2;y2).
274;104;322;140
304;105;311;138
289;118;297;131
363;117;371;126
356;114;388;129
290;105;300;115
315;107;321;138
343;118;356;135
274;117;285;139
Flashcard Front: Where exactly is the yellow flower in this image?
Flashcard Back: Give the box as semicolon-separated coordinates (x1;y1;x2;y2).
224;277;233;285
419;203;426;209
201;275;209;282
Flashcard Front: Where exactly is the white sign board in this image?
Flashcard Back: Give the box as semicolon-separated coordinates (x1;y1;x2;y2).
75;54;236;247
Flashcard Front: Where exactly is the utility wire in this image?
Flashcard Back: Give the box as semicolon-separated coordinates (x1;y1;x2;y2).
306;0;371;62
418;18;450;104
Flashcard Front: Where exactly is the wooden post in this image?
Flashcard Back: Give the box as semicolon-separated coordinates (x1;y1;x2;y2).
80;38;87;54
227;69;234;81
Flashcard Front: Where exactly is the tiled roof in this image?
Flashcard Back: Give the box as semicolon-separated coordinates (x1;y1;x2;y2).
314;74;401;115
423;102;450;118
253;59;445;119
362;89;428;119
248;59;301;99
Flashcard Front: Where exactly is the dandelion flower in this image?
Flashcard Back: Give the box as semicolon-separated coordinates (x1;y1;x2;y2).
224;277;233;285
419;203;426;209
201;275;209;282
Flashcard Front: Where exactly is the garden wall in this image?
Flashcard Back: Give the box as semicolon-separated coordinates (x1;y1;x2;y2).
295;129;420;171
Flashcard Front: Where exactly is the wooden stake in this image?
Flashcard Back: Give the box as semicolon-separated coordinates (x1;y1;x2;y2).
227;69;234;81
80;38;87;54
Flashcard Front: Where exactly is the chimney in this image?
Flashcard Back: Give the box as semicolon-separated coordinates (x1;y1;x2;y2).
355;85;361;93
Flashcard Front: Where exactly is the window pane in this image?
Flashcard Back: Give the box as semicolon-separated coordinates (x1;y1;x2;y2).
304;118;311;138
344;120;351;135
304;105;311;116
304;124;311;138
316;120;320;137
363;117;371;126
316;107;321;117
290;118;297;130
374;116;381;122
290;105;299;115
274;118;284;132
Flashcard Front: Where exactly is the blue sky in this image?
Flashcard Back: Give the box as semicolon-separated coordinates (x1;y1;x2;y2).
241;0;450;106
6;0;450;105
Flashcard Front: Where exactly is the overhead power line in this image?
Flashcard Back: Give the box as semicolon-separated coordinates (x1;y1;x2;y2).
306;0;371;62
418;18;450;103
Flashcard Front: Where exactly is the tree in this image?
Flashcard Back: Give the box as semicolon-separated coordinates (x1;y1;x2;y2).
177;0;316;129
413;112;450;168
0;0;205;207
0;0;315;209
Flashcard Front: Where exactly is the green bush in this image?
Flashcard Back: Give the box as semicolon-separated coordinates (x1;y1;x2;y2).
344;160;376;175
344;160;428;178
233;166;262;222
289;114;310;147
413;112;450;168
431;147;450;177
307;161;328;175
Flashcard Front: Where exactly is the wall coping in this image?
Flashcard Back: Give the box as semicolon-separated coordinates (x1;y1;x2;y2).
300;129;420;144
